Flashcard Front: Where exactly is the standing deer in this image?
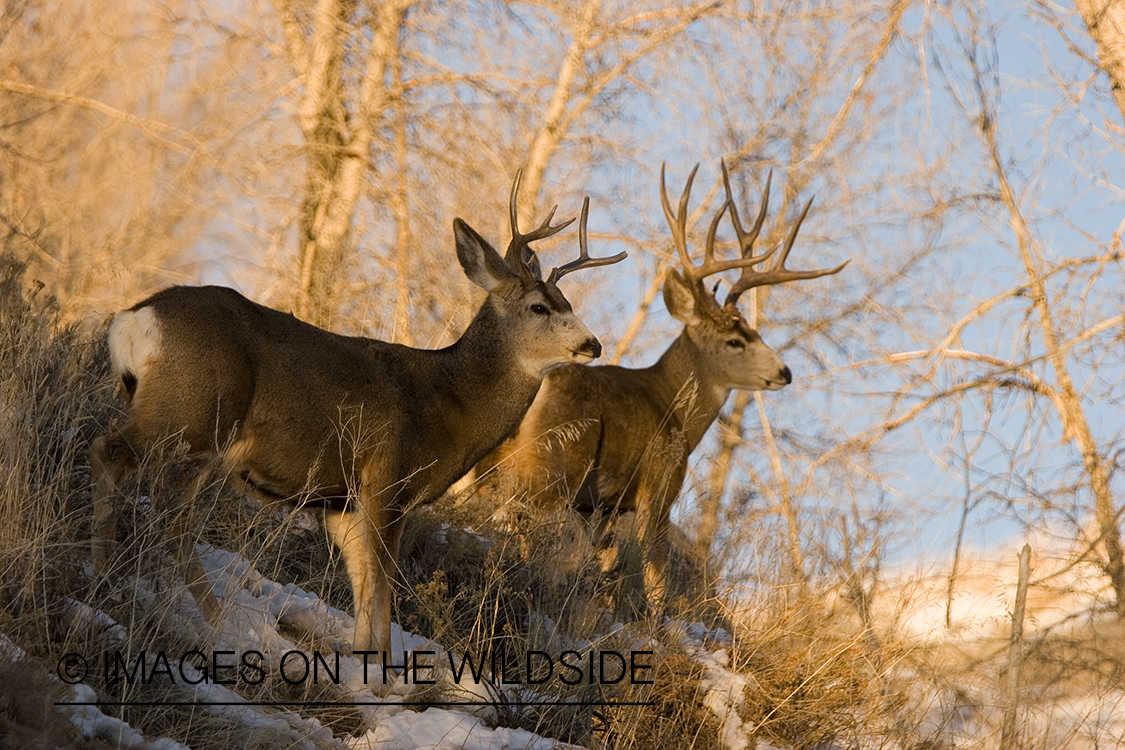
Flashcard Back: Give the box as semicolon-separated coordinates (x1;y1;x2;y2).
90;173;626;656
478;162;847;616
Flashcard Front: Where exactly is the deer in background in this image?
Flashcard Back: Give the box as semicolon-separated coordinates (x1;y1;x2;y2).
90;173;626;656
479;162;847;617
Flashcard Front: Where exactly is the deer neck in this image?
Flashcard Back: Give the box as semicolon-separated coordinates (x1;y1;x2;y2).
646;330;731;452
440;302;544;451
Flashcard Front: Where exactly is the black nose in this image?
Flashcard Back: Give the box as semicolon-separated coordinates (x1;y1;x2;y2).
780;365;792;384
578;338;602;359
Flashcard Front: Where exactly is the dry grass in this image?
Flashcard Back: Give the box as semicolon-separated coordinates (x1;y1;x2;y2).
2;256;1123;750
0;256;110;651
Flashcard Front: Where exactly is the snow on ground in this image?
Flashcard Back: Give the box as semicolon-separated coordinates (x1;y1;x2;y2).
1;632;191;750
192;543;753;749
17;525;1123;750
196;544;581;748
202;522;1125;750
353;708;575;750
664;621;754;750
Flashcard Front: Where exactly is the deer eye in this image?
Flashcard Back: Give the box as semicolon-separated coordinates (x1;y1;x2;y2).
530;303;549;316
725;338;745;350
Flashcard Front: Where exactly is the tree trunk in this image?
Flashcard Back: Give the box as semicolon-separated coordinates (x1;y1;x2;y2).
279;0;407;325
1075;0;1125;125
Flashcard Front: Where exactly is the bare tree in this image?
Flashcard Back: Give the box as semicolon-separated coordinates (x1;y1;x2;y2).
272;0;414;325
0;0;211;317
1074;0;1125;123
941;9;1124;615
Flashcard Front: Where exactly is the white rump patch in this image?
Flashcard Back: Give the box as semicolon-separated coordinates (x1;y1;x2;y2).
107;306;163;381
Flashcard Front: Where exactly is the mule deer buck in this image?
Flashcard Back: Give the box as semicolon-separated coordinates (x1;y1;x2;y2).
478;162;846;616
90;173;626;656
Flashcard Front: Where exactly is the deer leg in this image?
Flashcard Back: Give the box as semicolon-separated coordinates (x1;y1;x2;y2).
642;515;672;611
554;507;596;576
370;509;405;661
324;508;375;652
326;502;406;661
614;467;679;620
641;478;679;613
90;432;139;577
614;508;649;621
169;462;222;623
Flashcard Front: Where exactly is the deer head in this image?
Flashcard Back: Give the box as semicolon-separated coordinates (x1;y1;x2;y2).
456;170;626;377
659;161;847;393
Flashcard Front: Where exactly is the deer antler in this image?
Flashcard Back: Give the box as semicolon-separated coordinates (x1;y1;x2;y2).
662;163;736;282
662;163;786;285
505;169;575;284
547;197;628;284
721;160;848;307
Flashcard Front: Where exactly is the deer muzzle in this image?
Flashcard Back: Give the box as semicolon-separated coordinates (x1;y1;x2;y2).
761;364;793;390
573;337;602;362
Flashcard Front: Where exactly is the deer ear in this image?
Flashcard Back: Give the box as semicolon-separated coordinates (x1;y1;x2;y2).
522;247;544;282
455;219;515;292
663;269;703;325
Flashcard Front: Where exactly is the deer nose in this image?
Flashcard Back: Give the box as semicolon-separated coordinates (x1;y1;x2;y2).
577;337;602;360
780;365;792;385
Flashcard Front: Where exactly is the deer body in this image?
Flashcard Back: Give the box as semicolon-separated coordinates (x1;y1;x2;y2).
484;275;790;616
109;285;549;508
499;324;784;520
91;185;625;656
479;163;844;617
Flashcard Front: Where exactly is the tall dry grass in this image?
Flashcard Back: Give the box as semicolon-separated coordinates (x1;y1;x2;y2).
0;259;918;749
6;255;1120;750
0;256;110;645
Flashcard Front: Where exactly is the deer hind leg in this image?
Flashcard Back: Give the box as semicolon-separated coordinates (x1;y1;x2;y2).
92;432;222;624
90;431;140;578
168;461;222;623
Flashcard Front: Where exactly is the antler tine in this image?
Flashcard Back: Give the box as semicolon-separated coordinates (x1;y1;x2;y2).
775;196;814;270
722;161;776;266
724;192;850;306
660;162;699;274
547;196;628;284
703;197;731;270
505;169;575;282
663;161;784;283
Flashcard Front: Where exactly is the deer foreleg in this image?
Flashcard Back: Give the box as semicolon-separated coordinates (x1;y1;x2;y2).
325;501;405;660
372;509;405;660
614;463;681;620
614;505;650;621
642;464;681;607
325;507;376;651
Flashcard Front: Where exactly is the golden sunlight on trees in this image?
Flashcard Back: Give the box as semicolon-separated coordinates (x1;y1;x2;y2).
1075;0;1125;124
1;0;1124;746
1;0;1121;622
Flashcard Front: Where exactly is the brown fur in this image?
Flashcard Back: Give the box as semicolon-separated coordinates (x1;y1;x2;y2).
90;211;622;657
477;163;846;618
480;269;791;617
